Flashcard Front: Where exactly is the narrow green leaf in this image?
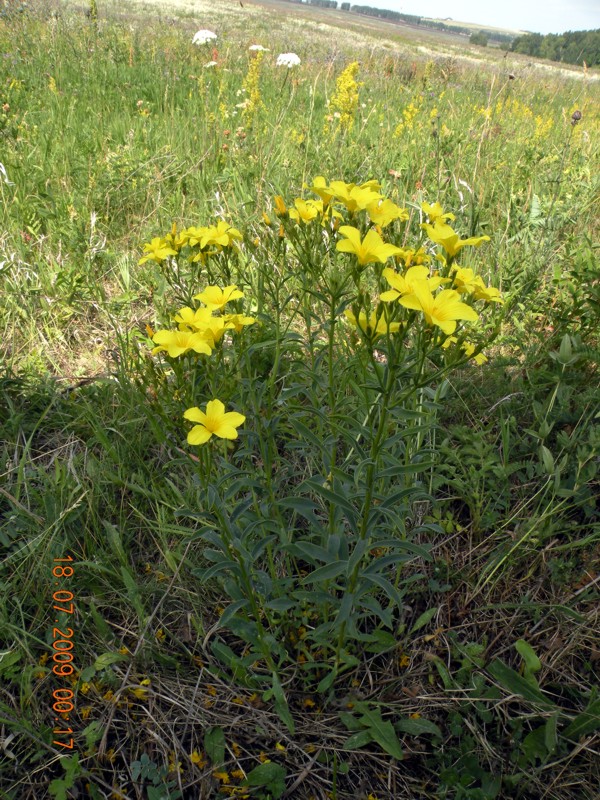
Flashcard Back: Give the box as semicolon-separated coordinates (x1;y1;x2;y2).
301;560;347;584
563;698;600;739
409;607;438;635
488;659;556;708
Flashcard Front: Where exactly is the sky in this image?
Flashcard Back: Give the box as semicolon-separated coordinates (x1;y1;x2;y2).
375;0;600;35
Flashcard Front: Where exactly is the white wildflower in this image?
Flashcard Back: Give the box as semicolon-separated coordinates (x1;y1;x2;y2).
276;52;301;68
204;61;218;68
249;45;269;52
192;29;217;46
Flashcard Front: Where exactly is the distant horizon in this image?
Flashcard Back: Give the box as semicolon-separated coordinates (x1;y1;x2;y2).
326;0;600;36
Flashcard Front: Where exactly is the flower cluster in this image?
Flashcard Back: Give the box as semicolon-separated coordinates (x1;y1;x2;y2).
151;283;255;358
192;30;217;46
151;281;253;445
276;52;301;68
138;221;242;265
267;178;502;361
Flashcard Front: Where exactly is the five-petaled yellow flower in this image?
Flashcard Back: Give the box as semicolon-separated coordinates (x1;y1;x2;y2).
380;265;443;302
139;237;177;265
399;282;479;335
422;222;490;259
336;226;402;266
421;201;456;226
184;400;246;445
367;199;409;228
194;285;244;309
152;330;212;357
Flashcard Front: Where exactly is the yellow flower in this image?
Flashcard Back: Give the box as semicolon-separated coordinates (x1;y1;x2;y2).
367;198;409;228
199;221;243;249
329;181;381;213
222;313;256;332
472;281;504;304
399;283;479;335
213;771;230;783
289;198;324;224
380;265;442;302
184;400;246;445
343;308;401;338
274;195;287;216
336;226;402;266
422;222;490;259
130;678;151;699
152;329;212;357
138;237;177;264
306;175;335;206
191;750;208;766
194;285;244;310
451;267;480;294
421;201;456;225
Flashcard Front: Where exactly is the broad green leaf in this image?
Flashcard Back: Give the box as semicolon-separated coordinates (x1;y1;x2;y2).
515;639;542;679
94;652;127;670
358;708;404;760
396;717;443;737
246;762;287;798
344;730;373;750
204;726;225;766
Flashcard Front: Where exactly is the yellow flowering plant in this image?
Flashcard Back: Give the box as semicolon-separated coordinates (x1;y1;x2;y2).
140;179;503;719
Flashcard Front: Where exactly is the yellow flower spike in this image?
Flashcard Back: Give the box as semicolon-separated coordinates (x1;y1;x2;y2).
421;201;456;225
336;226;403;266
367;198;409;228
399;282;479;335
152;329;212;358
184;400;246;445
138;237;177;265
380;265;442;302
194;285;244;309
422;222;490;259
343;308;401;339
274;195;287;216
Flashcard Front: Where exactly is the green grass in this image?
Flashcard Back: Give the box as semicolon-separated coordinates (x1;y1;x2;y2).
0;1;598;798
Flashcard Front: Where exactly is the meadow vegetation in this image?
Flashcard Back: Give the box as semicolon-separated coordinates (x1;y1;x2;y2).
0;0;598;798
